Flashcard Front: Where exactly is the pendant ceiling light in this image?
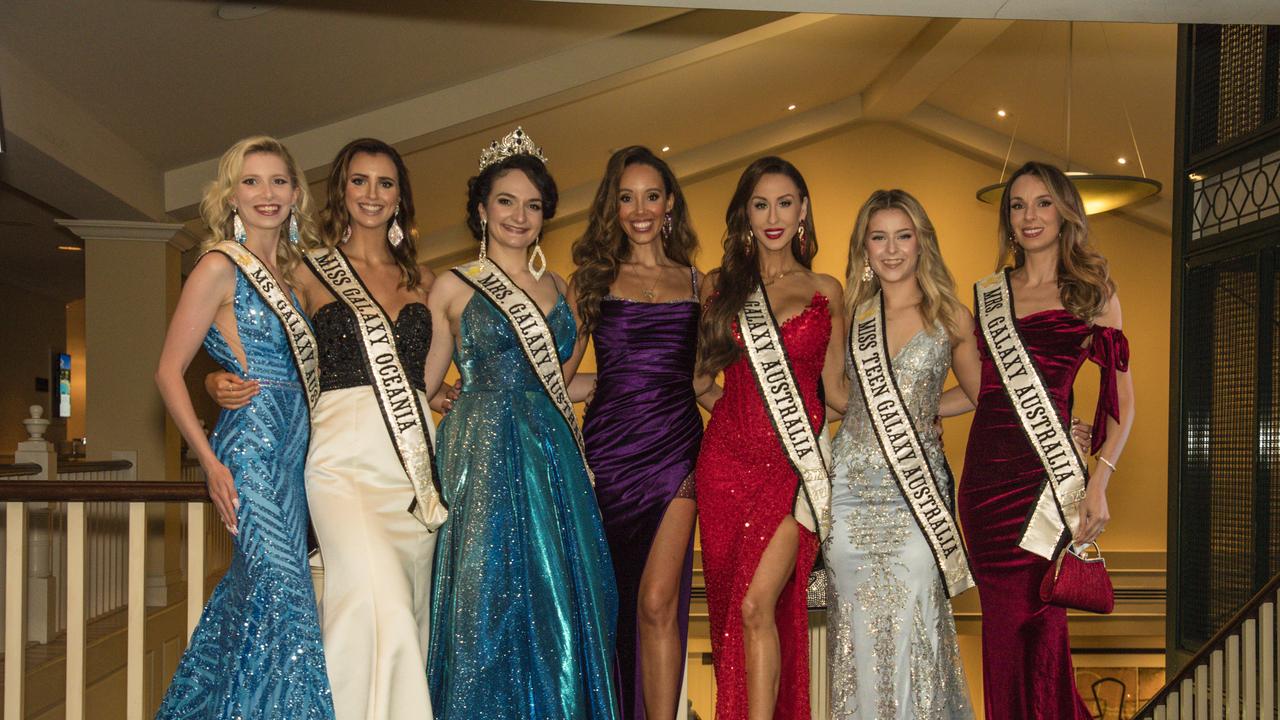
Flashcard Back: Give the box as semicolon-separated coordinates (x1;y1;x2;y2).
976;23;1162;215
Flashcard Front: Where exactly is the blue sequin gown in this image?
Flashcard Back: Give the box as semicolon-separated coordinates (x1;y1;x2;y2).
428;293;620;720
156;270;334;719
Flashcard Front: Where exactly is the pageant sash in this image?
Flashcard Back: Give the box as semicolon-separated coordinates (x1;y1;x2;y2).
739;285;832;542
453;259;594;484
305;248;447;531
207;241;320;408
850;294;974;596
974;270;1088;560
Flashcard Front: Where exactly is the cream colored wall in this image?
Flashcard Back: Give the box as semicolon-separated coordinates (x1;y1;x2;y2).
542;120;1170;551
0;280;68;454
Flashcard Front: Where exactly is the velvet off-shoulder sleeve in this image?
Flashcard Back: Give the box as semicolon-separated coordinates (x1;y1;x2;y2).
1087;325;1130;454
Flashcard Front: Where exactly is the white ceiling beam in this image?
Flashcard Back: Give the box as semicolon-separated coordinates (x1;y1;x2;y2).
164;10;836;215
861;18;1013;120
531;0;1280;24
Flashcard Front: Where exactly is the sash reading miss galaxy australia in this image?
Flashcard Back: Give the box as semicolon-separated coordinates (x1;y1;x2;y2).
207;241;320;409
305;248;448;531
739;285;831;541
850;293;973;596
974;269;1089;560
453;259;594;484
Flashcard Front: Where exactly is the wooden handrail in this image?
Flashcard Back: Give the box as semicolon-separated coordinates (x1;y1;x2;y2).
0;480;209;502
58;459;135;473
1135;569;1280;717
0;463;42;478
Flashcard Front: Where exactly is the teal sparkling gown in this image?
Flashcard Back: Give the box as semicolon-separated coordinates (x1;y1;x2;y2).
156;269;334;718
428;293;620;720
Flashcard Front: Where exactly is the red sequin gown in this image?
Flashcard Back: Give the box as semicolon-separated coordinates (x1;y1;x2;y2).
958;309;1129;720
696;292;828;720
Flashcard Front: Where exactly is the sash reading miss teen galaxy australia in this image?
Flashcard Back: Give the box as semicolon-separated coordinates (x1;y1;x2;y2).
739;285;832;542
974;269;1089;560
305;248;448;531
207;241;320;409
453;259;594;484
850;294;974;596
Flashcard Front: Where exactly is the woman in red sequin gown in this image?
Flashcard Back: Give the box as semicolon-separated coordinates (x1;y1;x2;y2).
956;162;1134;719
695;157;847;720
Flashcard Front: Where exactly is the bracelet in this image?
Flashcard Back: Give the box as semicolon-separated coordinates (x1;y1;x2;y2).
1096;455;1118;473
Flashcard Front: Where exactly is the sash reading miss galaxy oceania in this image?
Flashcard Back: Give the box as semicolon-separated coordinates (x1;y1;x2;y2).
206;241;320;409
305;248;448;531
974;269;1089;560
453;259;594;483
739;285;831;541
850;293;973;596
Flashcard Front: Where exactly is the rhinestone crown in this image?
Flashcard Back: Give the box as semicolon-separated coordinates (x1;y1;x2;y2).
478;126;548;171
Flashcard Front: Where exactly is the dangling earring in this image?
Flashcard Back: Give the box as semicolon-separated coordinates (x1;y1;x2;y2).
745;230;755;256
862;261;873;283
662;213;673;240
341;226;352;244
232;208;247;244
528;235;547;281
288;206;300;245
797;223;808;256
387;208;405;247
478;218;488;262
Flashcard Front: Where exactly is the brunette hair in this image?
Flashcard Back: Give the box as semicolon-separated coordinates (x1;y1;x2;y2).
697;156;817;375
570;146;697;333
465;154;558;241
997;161;1115;322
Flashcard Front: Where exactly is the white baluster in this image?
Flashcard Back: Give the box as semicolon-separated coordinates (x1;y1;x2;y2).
1196;663;1209;719
1244;618;1257;720
4;502;29;720
127;502;146;720
1156;702;1167;720
1212;647;1224;720
187;501;205;639
1183;677;1195;718
1260;602;1273;719
1229;633;1241;719
66;502;86;720
1169;689;1181;720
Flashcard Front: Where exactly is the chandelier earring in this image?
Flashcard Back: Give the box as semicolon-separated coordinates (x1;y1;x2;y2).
288;206;300;245
745;229;755;256
862;260;873;283
387;208;405;248
528;235;547;281
797;223;808;256
232;208;247;244
662;212;673;240
341;225;352;244
478;217;488;262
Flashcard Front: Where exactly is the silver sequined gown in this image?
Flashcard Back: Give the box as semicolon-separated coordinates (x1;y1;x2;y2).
826;327;973;720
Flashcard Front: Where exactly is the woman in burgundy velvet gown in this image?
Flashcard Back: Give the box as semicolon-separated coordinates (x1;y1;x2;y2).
694;157;847;720
957;161;1135;719
566;146;703;720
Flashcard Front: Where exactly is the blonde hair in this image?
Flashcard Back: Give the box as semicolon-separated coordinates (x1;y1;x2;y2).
996;161;1115;322
844;189;963;341
198;136;319;286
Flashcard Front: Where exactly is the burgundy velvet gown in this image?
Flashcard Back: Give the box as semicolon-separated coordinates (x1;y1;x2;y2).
696;292;827;720
958;307;1129;720
582;272;702;720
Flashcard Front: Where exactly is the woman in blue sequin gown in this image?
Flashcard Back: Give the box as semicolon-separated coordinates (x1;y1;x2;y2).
154;137;333;719
424;143;620;720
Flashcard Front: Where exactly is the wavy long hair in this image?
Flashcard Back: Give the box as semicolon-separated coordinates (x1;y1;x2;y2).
198;136;318;286
318;138;423;290
997;161;1115;321
570;146;697;334
697;156;818;375
844;189;963;340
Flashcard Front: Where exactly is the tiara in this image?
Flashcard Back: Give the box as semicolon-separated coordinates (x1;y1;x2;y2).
478;126;548;171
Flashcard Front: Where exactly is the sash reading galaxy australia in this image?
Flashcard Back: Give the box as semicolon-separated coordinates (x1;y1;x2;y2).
305;248;448;531
850;294;974;596
974;270;1089;560
207;241;320;408
453;259;594;484
739;285;832;541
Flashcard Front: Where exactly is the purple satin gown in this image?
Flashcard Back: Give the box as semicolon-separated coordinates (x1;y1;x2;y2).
581;270;702;720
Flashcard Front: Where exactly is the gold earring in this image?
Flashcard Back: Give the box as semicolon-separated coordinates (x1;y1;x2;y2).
862;261;872;282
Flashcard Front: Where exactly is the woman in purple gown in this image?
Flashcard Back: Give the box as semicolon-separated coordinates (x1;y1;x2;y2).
566;146;706;720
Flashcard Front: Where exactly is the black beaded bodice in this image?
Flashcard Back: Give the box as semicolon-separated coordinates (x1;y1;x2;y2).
314;301;431;392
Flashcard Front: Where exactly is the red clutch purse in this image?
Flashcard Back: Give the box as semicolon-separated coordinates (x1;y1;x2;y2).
1040;542;1115;614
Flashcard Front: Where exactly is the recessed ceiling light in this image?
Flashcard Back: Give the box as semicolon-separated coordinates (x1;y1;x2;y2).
996;109;1007;118
1117;157;1127;165
217;3;275;20
661;146;670;153
787;104;797;111
57;245;83;252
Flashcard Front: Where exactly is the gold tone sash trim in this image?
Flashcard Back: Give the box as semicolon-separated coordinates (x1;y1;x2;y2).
306;248;447;531
850;293;973;596
453;260;594;484
207;242;320;409
974;270;1088;559
739;285;831;541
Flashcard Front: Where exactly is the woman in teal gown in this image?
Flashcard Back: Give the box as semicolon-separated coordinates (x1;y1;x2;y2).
424;131;620;720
